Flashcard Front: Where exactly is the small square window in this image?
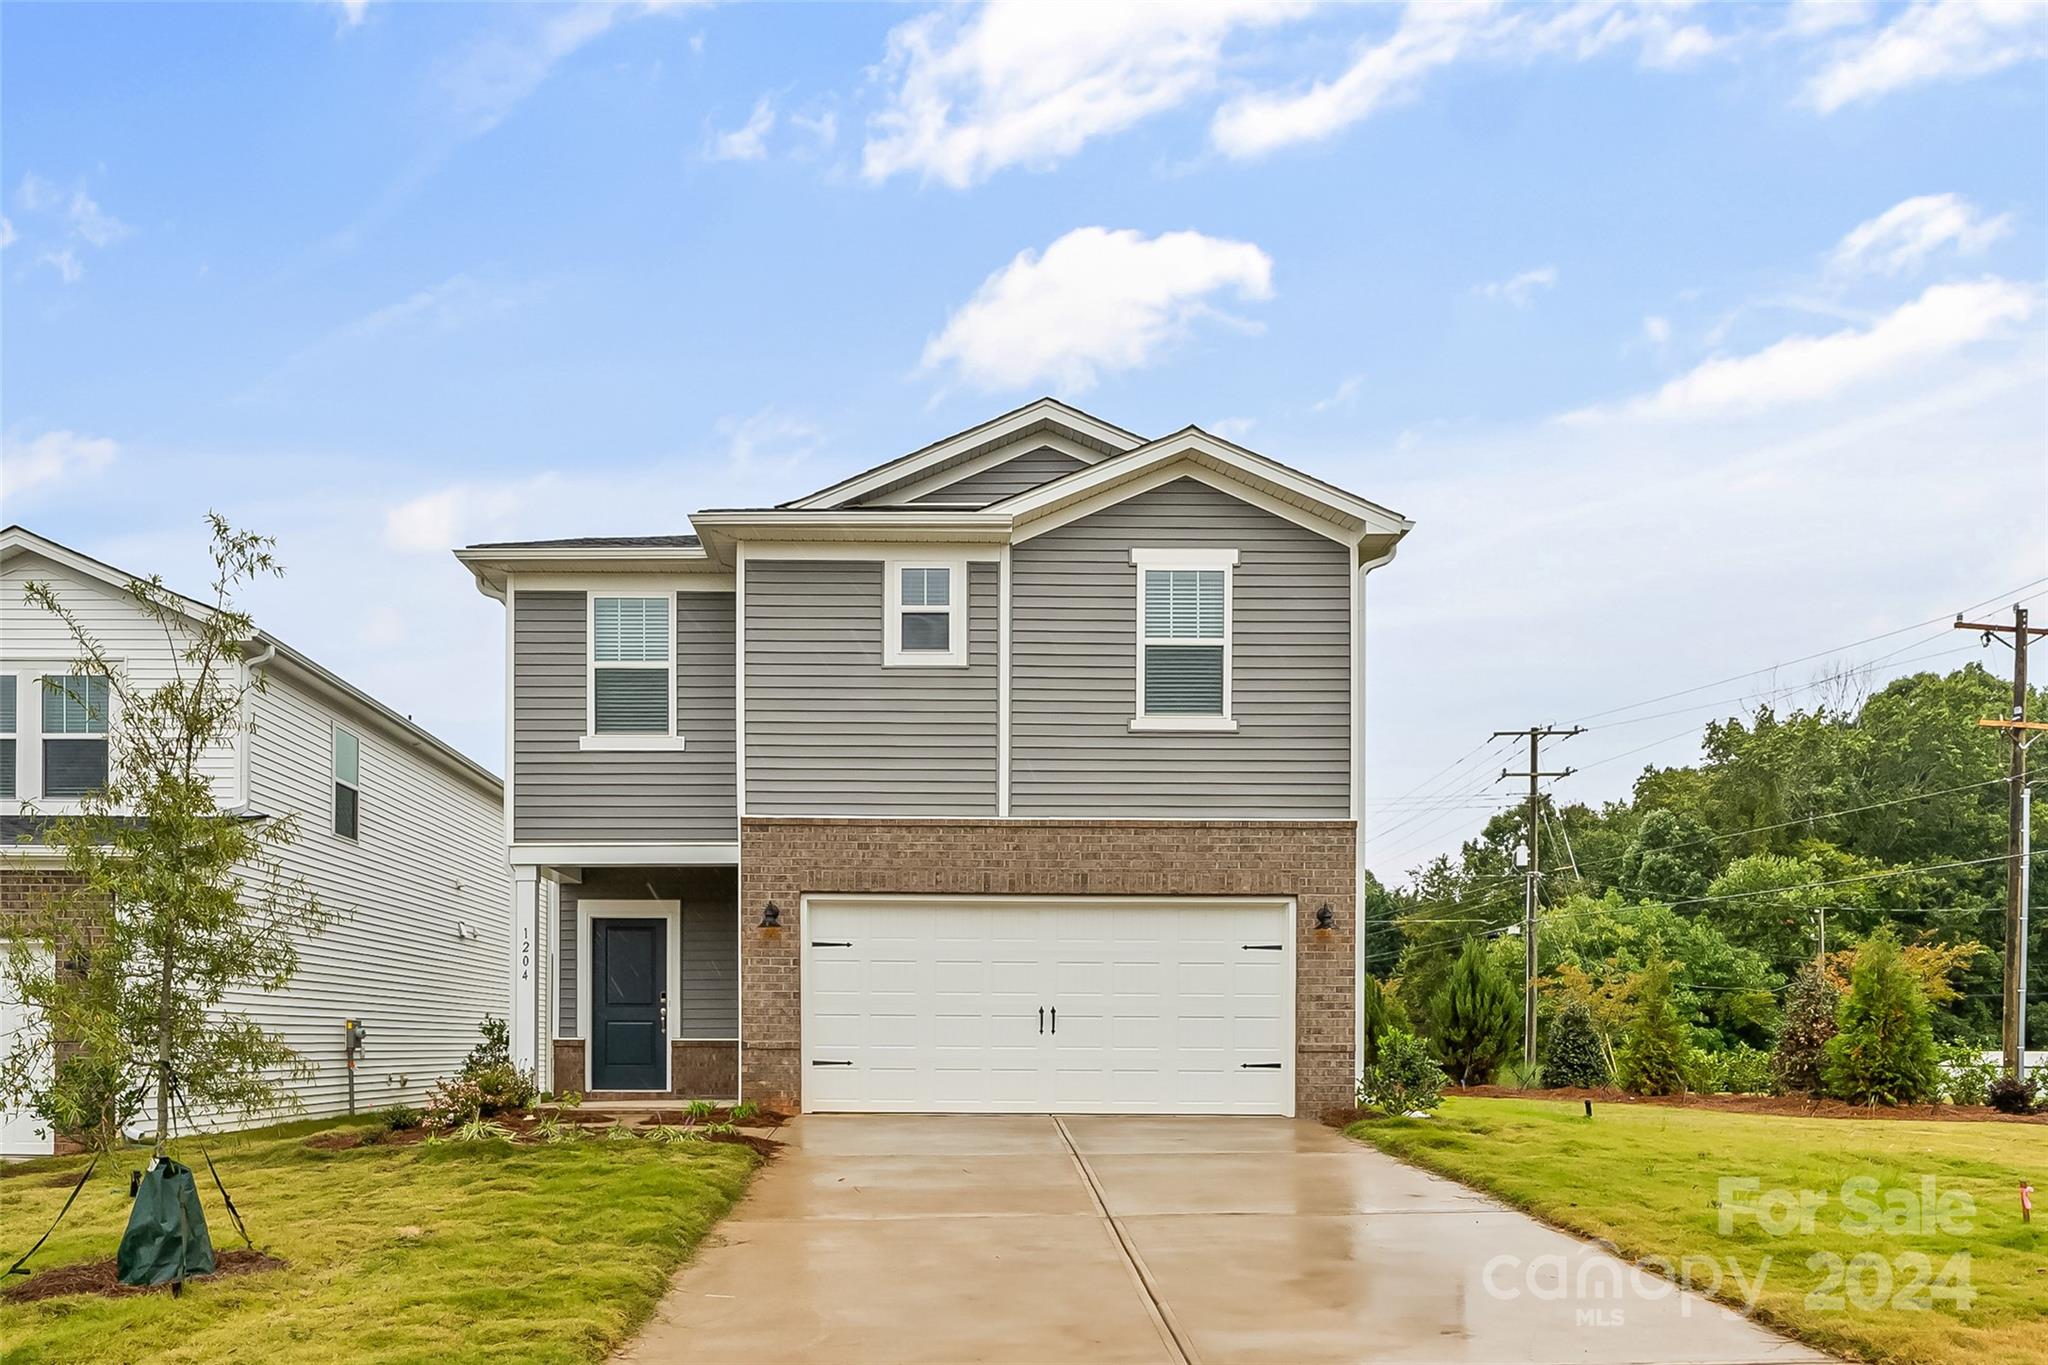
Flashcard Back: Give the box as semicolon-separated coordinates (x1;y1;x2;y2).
885;562;965;666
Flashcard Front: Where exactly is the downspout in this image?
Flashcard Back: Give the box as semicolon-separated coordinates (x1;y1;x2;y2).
1354;542;1401;1091
235;642;277;815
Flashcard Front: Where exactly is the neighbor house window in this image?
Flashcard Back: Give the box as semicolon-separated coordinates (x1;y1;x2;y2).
884;561;966;666
41;674;111;797
1130;549;1237;731
0;676;15;799
590;595;673;734
333;726;360;840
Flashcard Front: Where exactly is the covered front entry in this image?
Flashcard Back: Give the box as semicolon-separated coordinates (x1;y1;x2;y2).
801;896;1294;1115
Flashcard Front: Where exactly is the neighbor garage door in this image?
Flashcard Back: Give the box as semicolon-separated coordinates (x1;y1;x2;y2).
801;897;1294;1115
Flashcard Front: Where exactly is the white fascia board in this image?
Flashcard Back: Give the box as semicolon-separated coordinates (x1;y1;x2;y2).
727;539;1002;562
688;511;1010;541
508;841;741;867
454;544;719;598
783;400;1145;510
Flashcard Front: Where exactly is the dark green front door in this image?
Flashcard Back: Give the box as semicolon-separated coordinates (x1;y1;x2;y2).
592;918;666;1091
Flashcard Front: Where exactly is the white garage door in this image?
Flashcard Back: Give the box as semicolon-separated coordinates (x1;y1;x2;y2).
801;897;1294;1115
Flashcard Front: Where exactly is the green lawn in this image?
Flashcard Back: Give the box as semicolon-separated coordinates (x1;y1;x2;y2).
0;1119;758;1365
1350;1097;2048;1365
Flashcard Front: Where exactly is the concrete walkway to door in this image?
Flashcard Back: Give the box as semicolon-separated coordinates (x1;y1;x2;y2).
615;1114;1830;1365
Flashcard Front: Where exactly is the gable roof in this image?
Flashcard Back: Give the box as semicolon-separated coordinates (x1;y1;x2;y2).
780;397;1145;510
1;525;500;798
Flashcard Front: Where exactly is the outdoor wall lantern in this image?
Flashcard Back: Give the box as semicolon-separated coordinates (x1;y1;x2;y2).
759;901;782;933
1314;904;1336;935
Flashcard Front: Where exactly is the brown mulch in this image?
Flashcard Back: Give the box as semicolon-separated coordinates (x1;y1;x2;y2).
1444;1086;2048;1124
299;1104;790;1156
2;1249;286;1303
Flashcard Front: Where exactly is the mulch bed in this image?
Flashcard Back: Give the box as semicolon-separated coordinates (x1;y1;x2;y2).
3;1249;286;1303
300;1104;790;1156
1330;1087;2047;1125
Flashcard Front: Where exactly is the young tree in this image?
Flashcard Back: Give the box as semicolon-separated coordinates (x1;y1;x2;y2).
1771;961;1840;1097
1359;974;1410;1069
1432;937;1519;1085
1544;999;1609;1088
0;517;330;1151
1823;926;1940;1106
1616;947;1690;1096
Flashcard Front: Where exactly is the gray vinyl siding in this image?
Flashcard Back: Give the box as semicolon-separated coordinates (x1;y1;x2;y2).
511;590;736;843
556;866;738;1038
908;446;1087;506
1010;476;1351;818
744;559;998;815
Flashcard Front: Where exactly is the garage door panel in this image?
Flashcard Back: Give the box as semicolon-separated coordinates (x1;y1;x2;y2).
803;899;1293;1115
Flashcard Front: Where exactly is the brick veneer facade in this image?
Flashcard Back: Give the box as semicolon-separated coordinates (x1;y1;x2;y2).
738;817;1356;1117
552;1038;740;1102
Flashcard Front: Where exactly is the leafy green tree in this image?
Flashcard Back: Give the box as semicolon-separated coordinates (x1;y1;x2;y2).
1543;999;1609;1088
1823;926;1940;1106
1432;937;1520;1085
0;518;331;1152
1539;892;1780;1048
1617;808;1718;902
1616;947;1690;1096
1772;962;1840;1096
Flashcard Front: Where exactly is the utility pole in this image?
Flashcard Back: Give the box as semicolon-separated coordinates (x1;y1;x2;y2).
1956;605;2046;1078
1495;725;1583;1070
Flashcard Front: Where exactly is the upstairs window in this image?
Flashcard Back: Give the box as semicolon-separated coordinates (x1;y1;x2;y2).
0;676;14;799
590;595;673;734
333;726;360;840
1131;549;1237;732
41;674;110;797
885;561;966;666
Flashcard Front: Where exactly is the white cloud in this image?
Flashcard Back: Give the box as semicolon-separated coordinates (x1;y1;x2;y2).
717;409;821;472
708;97;777;161
1566;278;2036;423
64;189;128;247
1212;2;1723;159
383;474;565;555
38;248;83;284
1311;374;1365;413
1474;264;1558;306
791;109;839;148
863;0;1308;187
0;430;119;504
437;2;697;137
0;216;14;249
1830;192;2013;275
1209;416;1257;441
1642;314;1672;347
922;226;1274;392
1805;0;2047;112
335;0;371;27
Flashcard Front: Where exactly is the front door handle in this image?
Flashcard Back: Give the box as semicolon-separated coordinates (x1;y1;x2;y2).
660;991;668;1033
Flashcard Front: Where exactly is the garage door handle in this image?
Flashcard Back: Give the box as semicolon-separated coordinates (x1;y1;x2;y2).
1038;1007;1044;1034
811;1059;852;1067
1051;1007;1057;1034
1241;1062;1283;1070
1242;943;1283;951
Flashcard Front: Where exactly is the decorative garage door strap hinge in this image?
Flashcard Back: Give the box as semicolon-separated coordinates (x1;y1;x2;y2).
811;1059;853;1067
810;940;853;948
1240;1062;1284;1069
1242;942;1283;950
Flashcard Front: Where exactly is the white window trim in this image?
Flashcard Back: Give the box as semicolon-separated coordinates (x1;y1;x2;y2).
331;720;361;842
1129;548;1238;733
883;557;968;667
1;665;120;811
584;591;684;748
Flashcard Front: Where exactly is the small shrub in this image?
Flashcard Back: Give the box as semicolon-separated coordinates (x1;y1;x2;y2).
379;1104;425;1132
1823;927;1939;1106
1936;1044;1998;1106
1357;1029;1448;1116
1616;950;1690;1097
647;1124;704;1143
683;1099;716;1122
1986;1073;2038;1115
731;1100;760;1123
468;1062;538;1114
532;1114;580;1143
1717;1044;1774;1095
461;1016;512;1078
1543;1000;1609;1088
423;1076;487;1128
1772;963;1840;1097
555;1090;583;1110
451;1117;513;1143
1682;1046;1722;1094
1360;975;1410;1069
602;1121;638;1141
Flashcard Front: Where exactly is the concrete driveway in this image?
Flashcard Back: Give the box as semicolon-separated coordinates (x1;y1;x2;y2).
617;1114;1828;1365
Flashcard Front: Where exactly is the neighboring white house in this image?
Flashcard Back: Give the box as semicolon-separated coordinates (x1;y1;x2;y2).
0;526;510;1155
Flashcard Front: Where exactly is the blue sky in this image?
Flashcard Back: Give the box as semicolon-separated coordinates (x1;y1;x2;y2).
4;1;2045;880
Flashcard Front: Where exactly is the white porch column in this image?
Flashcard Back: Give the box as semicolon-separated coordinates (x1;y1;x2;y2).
510;865;540;1074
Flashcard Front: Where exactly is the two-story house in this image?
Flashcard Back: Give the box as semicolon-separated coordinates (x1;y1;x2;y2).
456;400;1411;1117
1;526;511;1154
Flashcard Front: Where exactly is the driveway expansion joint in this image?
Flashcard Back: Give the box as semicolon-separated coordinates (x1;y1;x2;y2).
1054;1115;1198;1365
